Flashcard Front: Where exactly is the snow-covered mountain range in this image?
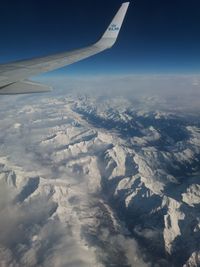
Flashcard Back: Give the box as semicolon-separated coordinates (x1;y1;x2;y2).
0;75;200;267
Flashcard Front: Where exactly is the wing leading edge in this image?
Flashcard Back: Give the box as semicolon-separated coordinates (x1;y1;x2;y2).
0;2;129;95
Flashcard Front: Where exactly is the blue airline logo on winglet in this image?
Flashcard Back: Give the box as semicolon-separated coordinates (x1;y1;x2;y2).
108;24;120;31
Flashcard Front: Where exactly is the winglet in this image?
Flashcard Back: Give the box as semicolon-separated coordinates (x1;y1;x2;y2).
96;2;130;49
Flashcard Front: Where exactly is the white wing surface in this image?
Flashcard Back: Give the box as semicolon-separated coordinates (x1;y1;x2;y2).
0;2;129;95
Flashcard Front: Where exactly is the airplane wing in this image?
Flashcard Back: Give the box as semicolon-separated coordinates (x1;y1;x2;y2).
0;2;129;95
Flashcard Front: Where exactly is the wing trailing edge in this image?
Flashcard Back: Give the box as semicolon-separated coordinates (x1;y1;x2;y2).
0;80;52;95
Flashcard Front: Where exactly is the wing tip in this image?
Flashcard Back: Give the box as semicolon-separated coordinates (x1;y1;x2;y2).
122;2;130;6
121;2;130;9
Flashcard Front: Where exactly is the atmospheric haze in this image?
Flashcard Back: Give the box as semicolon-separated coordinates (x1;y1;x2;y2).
0;75;200;267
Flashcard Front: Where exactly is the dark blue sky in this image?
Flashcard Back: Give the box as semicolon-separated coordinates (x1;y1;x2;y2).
1;0;200;74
